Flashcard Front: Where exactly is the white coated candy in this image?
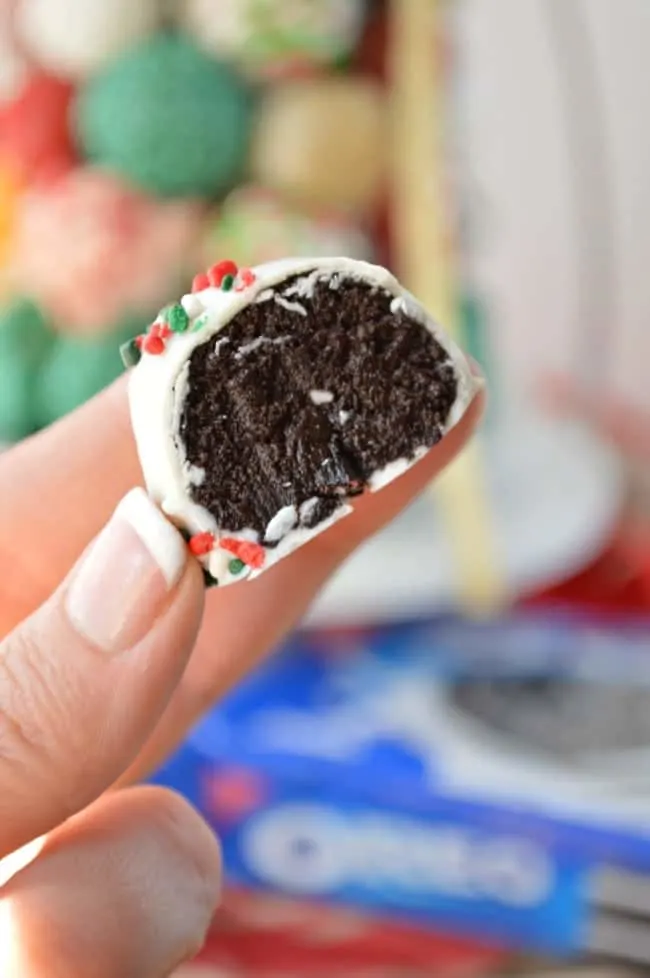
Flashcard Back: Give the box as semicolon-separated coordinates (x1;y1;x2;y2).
178;0;364;74
17;0;160;78
127;257;479;588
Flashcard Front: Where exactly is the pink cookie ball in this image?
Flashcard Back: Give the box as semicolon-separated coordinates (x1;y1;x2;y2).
10;167;203;335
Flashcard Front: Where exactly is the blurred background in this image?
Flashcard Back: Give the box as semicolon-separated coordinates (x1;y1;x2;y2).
2;0;650;975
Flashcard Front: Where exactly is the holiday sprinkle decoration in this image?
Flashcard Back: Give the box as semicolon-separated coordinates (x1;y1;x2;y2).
187;531;266;587
188;532;215;557
120;260;257;368
119;258;264;588
188;532;266;570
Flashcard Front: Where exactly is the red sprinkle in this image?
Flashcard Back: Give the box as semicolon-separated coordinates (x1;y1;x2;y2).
152;322;172;340
220;538;266;569
208;259;238;288
143;334;165;355
192;272;210;292
189;532;216;557
235;268;256;291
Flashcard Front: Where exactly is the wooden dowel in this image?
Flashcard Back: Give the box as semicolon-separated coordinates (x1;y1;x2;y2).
388;0;506;614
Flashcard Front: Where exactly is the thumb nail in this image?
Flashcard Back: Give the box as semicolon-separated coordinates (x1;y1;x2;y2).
65;489;187;656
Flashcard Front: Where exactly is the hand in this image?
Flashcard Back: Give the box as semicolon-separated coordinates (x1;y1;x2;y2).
0;375;483;976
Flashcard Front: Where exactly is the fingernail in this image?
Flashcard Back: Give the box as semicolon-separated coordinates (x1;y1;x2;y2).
66;488;187;655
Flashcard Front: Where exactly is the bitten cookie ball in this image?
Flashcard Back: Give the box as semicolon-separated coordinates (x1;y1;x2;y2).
122;257;479;588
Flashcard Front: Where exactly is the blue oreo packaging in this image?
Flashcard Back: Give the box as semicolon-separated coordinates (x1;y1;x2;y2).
151;612;650;961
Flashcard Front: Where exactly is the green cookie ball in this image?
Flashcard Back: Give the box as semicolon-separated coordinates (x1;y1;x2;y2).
75;33;253;198
35;319;139;428
0;298;55;441
0;367;35;443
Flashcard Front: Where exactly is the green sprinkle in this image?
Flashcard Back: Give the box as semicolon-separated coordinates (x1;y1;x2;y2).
192;314;209;332
228;558;245;575
168;303;190;333
203;568;219;588
119;337;141;369
221;274;235;291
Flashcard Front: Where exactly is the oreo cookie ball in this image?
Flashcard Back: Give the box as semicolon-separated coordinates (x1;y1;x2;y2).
74;34;253;198
197;185;375;269
0;73;77;185
251;78;387;215
11;168;202;336
17;0;160;80
125;257;478;588
179;0;365;79
35;317;144;428
0;298;55;442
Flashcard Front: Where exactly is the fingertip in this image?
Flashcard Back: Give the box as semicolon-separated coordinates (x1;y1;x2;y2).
1;787;221;978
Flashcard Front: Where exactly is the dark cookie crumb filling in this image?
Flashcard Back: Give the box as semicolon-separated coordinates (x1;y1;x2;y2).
179;271;458;544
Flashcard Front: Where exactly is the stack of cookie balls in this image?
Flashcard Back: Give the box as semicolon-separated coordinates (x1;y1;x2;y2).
0;0;389;442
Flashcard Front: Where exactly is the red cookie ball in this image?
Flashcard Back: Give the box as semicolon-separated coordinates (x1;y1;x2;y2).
0;72;77;184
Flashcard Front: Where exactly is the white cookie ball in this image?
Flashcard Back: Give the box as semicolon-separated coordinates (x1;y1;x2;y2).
179;0;365;77
16;0;161;79
251;77;387;214
198;185;375;269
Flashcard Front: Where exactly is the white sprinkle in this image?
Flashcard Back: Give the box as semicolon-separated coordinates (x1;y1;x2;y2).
265;505;298;543
309;389;334;405
339;410;351;424
181;293;204;318
186;464;205;487
235;335;290;358
274;295;307;316
214;337;230;355
283;269;323;299
299;498;320;523
368;447;427;491
390;296;408;315
255;288;274;303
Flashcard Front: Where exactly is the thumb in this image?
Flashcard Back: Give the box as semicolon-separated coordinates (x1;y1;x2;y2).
0;489;204;857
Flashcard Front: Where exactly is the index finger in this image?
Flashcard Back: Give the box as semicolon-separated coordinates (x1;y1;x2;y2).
121;387;485;783
0;375;484;783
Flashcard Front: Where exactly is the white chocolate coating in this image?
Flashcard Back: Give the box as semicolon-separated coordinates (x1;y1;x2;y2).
128;257;479;586
17;0;160;78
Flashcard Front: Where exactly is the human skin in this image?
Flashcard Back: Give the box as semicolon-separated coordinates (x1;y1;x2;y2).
0;373;483;976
